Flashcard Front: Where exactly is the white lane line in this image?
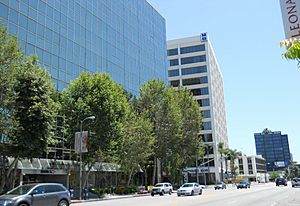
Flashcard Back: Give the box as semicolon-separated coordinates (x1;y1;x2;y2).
227;200;237;204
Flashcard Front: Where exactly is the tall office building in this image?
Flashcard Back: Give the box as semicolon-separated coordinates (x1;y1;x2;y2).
254;130;291;171
167;34;228;183
0;0;167;93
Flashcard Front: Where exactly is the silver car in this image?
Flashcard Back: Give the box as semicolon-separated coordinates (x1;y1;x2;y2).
292;178;300;187
177;183;202;196
0;183;71;206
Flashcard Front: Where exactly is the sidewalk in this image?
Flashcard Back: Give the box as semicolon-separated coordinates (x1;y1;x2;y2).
71;193;151;204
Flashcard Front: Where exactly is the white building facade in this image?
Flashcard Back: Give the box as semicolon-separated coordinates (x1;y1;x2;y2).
167;34;228;184
236;155;268;183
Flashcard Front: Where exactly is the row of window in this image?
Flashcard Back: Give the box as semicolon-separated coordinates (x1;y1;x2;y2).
168;65;207;77
169;55;206;66
191;87;209;96
167;44;205;56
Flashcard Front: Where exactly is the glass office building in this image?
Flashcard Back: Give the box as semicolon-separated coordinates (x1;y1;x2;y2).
254;130;291;171
0;0;167;93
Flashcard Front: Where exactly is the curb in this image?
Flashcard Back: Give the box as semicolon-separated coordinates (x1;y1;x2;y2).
71;193;151;204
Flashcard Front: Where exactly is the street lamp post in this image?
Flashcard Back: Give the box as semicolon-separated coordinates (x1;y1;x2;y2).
79;116;95;200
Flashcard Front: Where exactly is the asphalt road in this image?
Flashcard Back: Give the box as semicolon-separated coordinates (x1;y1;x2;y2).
76;183;300;206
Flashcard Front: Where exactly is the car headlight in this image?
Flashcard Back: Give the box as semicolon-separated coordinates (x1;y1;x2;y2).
3;200;13;206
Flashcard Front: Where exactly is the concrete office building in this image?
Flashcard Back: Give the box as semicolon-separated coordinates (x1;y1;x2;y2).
167;34;228;184
254;130;291;171
236;154;268;183
0;0;167;93
0;0;166;187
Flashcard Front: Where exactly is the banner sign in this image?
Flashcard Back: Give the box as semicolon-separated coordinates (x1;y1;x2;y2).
280;0;300;39
75;131;89;153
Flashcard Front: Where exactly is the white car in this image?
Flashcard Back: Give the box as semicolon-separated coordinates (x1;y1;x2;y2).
151;183;173;196
177;183;202;196
292;178;300;187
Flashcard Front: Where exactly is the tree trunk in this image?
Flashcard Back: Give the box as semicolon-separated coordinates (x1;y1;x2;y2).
127;169;134;187
220;153;223;182
152;157;157;185
0;157;18;193
82;162;94;189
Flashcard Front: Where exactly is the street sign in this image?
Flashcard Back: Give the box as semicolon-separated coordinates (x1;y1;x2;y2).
280;0;300;39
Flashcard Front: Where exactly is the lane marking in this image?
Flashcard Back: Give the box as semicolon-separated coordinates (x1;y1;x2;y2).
227;200;237;204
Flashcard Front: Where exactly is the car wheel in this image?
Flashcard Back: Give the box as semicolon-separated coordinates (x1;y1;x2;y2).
177;193;181;197
58;200;69;206
169;190;172;195
191;190;194;196
292;185;295;187
151;193;154;196
18;203;29;206
199;190;202;195
160;190;164;196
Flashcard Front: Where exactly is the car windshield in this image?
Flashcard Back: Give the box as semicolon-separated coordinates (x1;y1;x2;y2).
6;185;35;195
155;184;163;187
182;184;193;188
217;182;223;184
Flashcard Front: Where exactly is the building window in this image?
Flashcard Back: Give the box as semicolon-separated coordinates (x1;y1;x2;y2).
181;55;206;65
199;134;213;142
197;98;210;107
168;69;179;77
170;80;180;87
201;110;211;118
182;66;207;75
202;121;211;130
167;48;178;56
180;44;205;54
182;76;208;86
169;59;179;66
190;87;209;96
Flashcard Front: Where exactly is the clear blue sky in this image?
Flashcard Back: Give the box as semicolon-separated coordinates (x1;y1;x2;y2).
147;0;300;162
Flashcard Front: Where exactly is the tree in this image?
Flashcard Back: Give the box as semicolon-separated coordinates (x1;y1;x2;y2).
218;143;227;182
176;88;204;183
12;56;57;158
227;149;241;181
117;109;154;187
0;22;57;193
0;23;23;143
280;39;300;66
61;72;129;188
270;171;280;181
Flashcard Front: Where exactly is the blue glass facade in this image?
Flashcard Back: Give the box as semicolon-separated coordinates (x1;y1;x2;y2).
254;131;291;171
0;0;167;93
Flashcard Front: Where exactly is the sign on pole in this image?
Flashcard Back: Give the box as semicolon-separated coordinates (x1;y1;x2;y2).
280;0;300;39
75;131;89;153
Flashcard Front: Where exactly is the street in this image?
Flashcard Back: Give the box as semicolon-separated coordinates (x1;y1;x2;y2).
76;183;300;206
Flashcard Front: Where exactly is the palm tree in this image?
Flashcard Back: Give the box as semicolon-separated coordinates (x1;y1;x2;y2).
218;143;227;182
227;149;242;182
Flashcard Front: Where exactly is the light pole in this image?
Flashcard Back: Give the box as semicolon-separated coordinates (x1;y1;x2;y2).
79;116;95;200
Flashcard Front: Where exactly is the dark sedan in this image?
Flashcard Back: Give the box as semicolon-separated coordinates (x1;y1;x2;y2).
237;181;250;189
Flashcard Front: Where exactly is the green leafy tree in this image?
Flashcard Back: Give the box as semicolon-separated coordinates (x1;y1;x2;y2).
218;143;227;181
61;72;129;187
12;56;57;158
117;109;154;187
280;39;300;66
270;171;279;181
0;23;23;142
175;88;204;183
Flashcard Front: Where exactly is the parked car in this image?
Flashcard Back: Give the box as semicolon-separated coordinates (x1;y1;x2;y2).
237;181;251;189
177;183;202;196
214;181;226;190
0;183;71;206
292;178;300;187
276;177;287;186
151;183;173;196
199;185;206;189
